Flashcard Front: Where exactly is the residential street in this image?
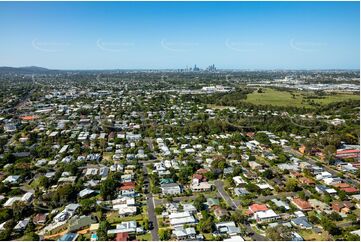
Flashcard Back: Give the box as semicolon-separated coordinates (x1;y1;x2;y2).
214;180;268;241
142;163;159;241
214;180;240;210
283;146;360;187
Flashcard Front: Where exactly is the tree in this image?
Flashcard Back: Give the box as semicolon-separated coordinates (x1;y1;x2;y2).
266;225;292;240
97;220;109;241
12;201;27;220
100;178;117;200
255;133;271;146
38;176;48;188
344;232;360;241
143;218;149;230
23;231;39;240
197;217;214;233
193;194;206;211
231;210;246;224
328;212;342;221
285;178;298;192
80;198;96;214
57;184;77;203
155;206;164;215
262;169;273;179
320;216;341;235
0;209;11;223
324;145;336;162
159;229;171;241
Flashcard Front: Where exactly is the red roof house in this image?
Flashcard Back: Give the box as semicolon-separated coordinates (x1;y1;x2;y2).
292;198;312;211
247;203;268;215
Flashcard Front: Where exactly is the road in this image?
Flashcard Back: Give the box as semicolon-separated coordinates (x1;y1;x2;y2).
142;163;159;241
144;137;154;151
214;180;268;241
214;180;240;210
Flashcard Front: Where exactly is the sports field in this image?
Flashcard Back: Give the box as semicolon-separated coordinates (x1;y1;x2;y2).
244;88;359;107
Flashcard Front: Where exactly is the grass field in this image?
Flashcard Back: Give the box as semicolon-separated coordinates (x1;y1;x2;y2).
244;88;359;107
136;233;152;241
299;230;331;241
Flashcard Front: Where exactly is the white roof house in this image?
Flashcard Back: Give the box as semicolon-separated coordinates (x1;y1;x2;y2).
215;221;241;236
169;212;196;228
79;188;96;198
254;209;280;223
233;176;246;186
14;218;30;231
2;175;20;184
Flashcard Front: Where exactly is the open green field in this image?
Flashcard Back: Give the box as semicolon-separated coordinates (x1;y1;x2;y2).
244;88;359;107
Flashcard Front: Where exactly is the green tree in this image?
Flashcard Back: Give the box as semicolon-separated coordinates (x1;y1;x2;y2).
266;225;292;240
100;178;117;200
197;217;214;233
285;178;298;192
80;198;96;214
159;229;171;241
97;220;110;241
193;194;206;211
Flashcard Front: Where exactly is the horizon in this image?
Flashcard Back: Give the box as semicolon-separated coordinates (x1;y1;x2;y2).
0;1;360;69
1;65;360;72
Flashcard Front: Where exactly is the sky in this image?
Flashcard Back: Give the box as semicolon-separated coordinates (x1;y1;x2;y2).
0;1;359;70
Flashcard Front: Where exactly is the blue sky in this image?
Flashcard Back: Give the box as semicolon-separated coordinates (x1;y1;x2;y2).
0;1;359;70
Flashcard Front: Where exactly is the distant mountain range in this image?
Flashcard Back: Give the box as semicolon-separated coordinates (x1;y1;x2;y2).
0;66;59;74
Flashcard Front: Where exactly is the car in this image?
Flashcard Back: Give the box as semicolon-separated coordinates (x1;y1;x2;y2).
148;221;154;230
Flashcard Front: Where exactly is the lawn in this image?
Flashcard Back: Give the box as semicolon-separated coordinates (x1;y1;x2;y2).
202;233;214;240
299;230;331;241
244;88;359;108
102;152;114;163
106;211;145;224
312;93;360;105
136;233;152;241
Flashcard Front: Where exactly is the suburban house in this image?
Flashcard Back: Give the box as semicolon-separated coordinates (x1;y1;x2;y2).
161;183;182;195
247;203;268;215
215;221;241;237
190;179;212;192
119;182;136;197
172;227;198;240
291;216;313;230
292;198;312;211
253;209;280;223
169;211;197;228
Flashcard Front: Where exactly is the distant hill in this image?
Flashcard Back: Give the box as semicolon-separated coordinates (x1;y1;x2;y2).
0;66;60;74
